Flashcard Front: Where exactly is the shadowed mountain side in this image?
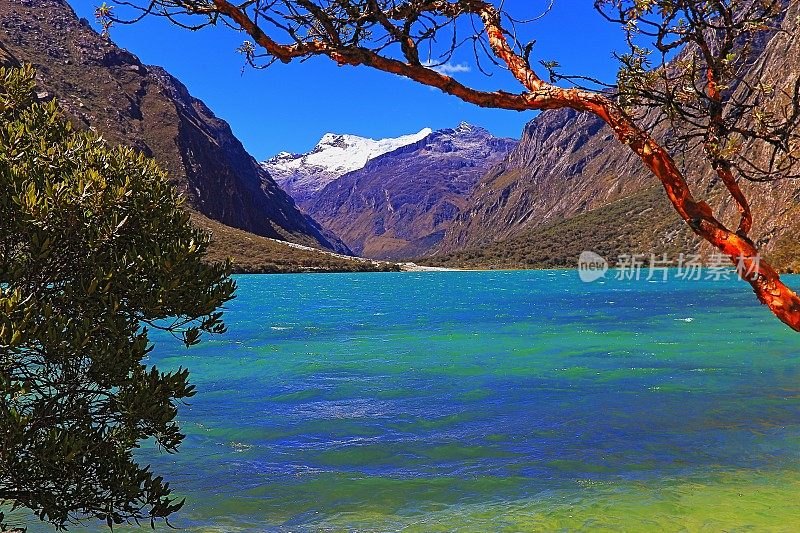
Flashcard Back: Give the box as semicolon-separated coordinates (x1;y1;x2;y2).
0;0;348;254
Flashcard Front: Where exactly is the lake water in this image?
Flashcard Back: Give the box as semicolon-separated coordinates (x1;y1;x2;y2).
25;271;800;531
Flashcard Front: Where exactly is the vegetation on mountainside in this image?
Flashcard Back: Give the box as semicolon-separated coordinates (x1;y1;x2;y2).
422;187;692;270
0;66;234;530
423;187;800;273
192;213;401;273
766;231;800;274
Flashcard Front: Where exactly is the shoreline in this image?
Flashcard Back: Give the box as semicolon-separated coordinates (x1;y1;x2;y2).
228;240;800;276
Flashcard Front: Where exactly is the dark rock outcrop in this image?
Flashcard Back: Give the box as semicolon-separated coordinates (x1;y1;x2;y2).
0;0;347;252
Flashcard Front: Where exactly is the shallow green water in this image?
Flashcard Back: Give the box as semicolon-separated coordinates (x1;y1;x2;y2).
19;271;800;531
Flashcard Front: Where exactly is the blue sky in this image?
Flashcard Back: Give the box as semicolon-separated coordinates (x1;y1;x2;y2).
67;1;624;159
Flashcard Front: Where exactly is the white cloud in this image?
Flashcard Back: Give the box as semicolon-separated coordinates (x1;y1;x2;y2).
422;60;472;75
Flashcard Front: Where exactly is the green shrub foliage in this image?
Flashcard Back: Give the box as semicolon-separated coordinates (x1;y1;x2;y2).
0;66;236;529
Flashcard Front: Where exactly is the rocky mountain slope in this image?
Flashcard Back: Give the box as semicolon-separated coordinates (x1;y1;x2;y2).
191;213;399;274
0;0;346;255
304;123;517;259
432;4;800;269
262;128;432;206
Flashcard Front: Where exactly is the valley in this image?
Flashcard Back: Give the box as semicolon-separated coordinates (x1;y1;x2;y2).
5;0;798;274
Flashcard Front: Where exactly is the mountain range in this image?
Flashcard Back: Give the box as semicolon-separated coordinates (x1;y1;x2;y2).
6;0;799;273
275;123;517;259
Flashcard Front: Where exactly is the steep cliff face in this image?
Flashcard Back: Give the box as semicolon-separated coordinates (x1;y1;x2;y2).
305;123;517;259
437;109;645;253
0;0;345;252
436;5;800;263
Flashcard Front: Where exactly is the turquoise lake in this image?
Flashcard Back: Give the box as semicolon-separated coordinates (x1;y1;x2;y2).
30;271;800;530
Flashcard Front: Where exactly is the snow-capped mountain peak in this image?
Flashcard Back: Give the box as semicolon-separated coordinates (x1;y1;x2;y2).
262;128;432;205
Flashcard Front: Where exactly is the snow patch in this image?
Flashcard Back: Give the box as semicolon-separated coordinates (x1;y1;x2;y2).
261;128;432;200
